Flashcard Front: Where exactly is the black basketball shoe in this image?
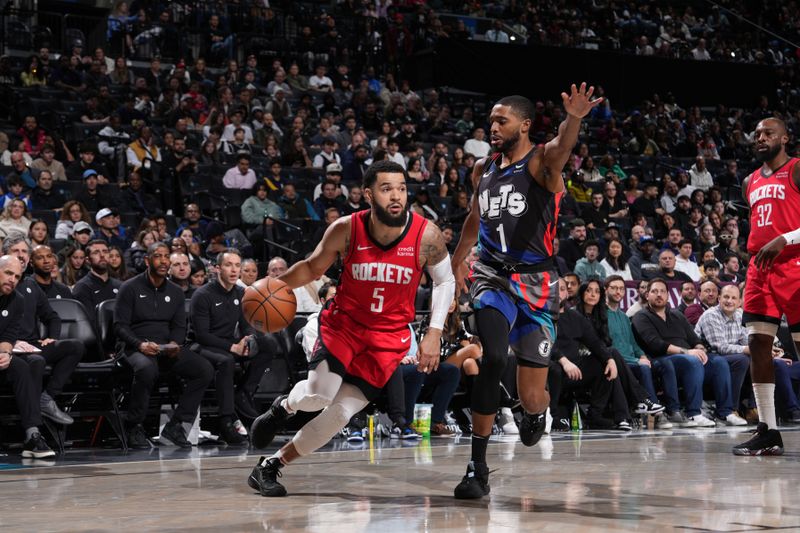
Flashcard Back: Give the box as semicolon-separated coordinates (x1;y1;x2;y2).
732;423;784;456
454;461;490;499
519;412;546;447
248;457;287;497
250;395;291;449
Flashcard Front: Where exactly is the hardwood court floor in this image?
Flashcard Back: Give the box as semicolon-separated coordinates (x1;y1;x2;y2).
1;427;799;532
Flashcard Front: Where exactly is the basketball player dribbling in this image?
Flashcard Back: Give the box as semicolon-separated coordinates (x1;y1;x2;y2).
450;84;602;499
735;117;800;455
247;160;455;496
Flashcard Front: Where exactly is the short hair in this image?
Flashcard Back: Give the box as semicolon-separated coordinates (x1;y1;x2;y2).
723;253;739;264
703;260;720;270
681;280;696;291
6;175;21;188
659;248;676;258
362;160;408;190
678;239;693;248
215;247;241;266
668;227;683;235
86;239;108;252
563;272;579;281
700;279;719;290
496;95;534;121
317;281;336;301
147;241;170;258
2;234;30;254
646;277;668;292
582;239;600;252
603;275;625;288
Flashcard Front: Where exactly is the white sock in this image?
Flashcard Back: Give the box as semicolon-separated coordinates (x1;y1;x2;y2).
261;450;286;467
752;383;777;430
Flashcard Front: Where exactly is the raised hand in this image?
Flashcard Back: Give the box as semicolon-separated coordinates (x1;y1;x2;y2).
561;82;604;119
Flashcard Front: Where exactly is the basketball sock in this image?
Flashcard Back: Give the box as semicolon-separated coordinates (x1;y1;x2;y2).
753;383;777;430
471;434;489;464
261;453;287;467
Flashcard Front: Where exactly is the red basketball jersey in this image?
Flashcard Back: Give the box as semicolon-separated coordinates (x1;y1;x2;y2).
746;157;800;256
330;210;428;332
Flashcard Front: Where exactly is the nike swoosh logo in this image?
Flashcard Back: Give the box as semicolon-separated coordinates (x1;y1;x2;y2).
139;294;146;298
515;163;525;169
94;289;100;294
401;336;410;343
357;245;372;251
215;302;222;306
482;171;491;178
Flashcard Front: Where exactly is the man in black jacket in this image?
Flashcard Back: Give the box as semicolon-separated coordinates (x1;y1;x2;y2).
31;245;72;299
114;242;213;448
547;277;619;429
72;240;121;329
189;249;273;443
0;255;54;458
30;170;66;211
3;235;84;426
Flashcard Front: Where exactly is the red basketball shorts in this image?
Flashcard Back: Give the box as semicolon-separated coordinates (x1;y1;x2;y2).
310;306;413;399
743;254;800;329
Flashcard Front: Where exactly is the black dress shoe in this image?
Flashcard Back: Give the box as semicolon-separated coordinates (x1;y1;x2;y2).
220;418;248;445
127;424;153;450
160;420;192;448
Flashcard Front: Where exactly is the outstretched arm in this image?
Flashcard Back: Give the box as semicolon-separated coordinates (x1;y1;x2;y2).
418;222;455;374
534;83;603;192
278;217;350;289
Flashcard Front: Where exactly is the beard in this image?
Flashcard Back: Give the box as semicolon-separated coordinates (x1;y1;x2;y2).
33;266;52;279
494;130;521;155
755;143;782;162
373;201;408;227
91;261;108;274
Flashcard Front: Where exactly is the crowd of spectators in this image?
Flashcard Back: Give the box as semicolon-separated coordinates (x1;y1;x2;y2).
1;0;800;454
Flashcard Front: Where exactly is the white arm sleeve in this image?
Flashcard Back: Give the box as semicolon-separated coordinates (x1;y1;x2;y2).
782;227;800;245
427;255;455;331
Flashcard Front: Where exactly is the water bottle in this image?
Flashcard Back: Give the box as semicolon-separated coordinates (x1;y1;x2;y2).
571;401;583;431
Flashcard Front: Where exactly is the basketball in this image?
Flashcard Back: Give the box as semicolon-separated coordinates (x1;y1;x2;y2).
242;277;297;333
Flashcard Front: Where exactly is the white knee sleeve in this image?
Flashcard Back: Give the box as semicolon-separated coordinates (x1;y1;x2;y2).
292;383;369;456
287;360;343;413
746;321;779;338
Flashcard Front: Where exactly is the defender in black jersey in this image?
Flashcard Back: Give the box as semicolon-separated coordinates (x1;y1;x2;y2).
451;84;603;499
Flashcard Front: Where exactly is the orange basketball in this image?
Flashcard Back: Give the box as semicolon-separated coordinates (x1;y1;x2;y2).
242;277;297;333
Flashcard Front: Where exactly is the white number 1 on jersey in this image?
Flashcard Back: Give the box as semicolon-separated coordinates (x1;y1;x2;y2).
496;223;508;253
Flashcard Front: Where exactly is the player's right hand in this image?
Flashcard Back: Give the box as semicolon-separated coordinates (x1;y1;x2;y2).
754;235;787;271
452;257;469;295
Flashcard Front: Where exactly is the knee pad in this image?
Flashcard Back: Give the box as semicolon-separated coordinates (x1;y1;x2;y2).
292;392;333;412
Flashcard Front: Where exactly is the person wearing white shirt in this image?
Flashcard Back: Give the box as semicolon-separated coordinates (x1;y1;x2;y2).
600;239;633;280
299;282;337;361
485;20;510;43
386;138;406;169
222;154;257;190
222;110;254;143
674;239;701;282
689;156;714;191
312;139;341;169
463;127;491;158
660;180;679;214
309;65;333;92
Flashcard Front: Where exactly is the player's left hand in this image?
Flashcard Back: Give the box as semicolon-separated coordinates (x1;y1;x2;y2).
754;235;787;271
561;82;604;119
604;358;618;380
417;331;441;374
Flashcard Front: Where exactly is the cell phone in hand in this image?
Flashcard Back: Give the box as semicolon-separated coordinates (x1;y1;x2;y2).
158;344;171;354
